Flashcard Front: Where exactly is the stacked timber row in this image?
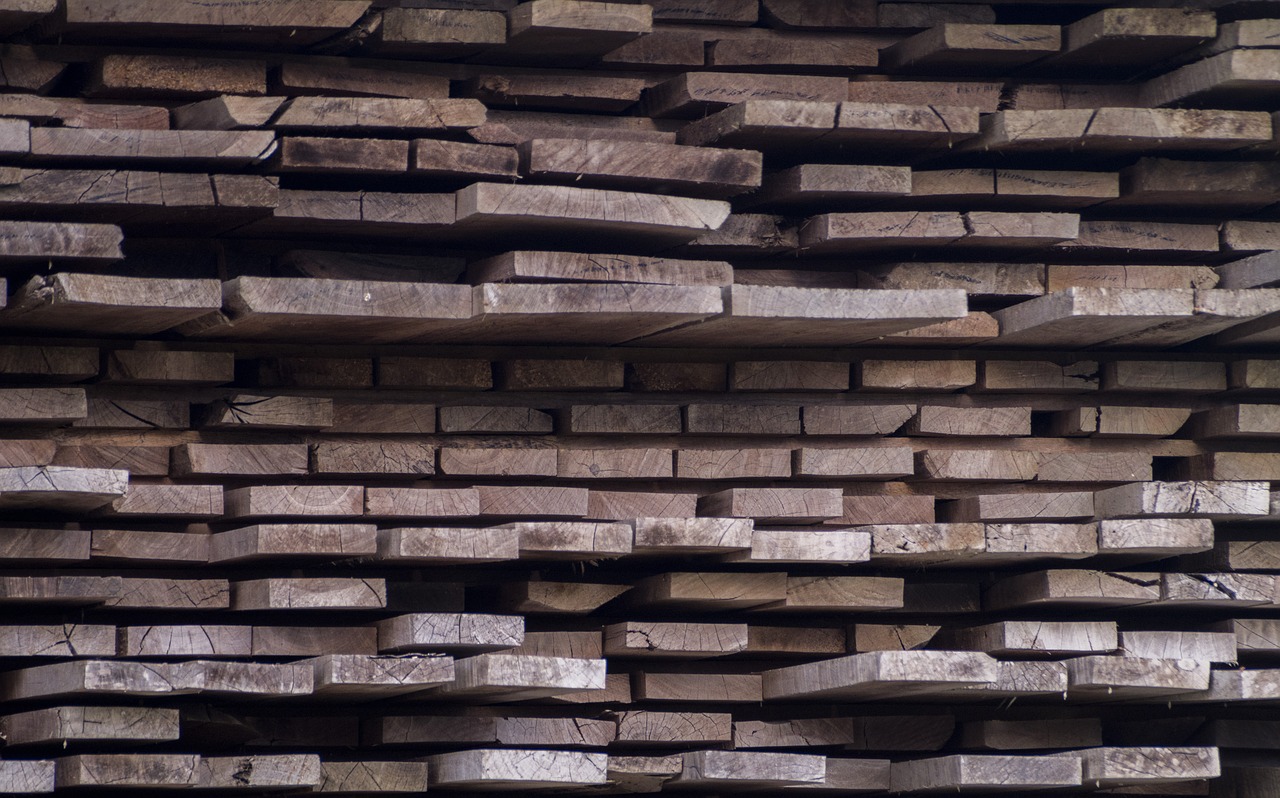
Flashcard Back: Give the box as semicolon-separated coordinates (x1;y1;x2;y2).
1;0;1280;794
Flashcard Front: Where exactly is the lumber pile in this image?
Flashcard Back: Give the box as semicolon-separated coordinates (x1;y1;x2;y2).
0;0;1278;795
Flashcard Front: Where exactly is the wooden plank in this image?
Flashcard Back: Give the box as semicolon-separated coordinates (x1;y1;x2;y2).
834;493;937;526
0;221;122;264
232;578;386;611
428;749;607;789
761;0;875;29
0;623;114;656
1;273;216;334
102;484;221;519
763;651;998;700
678;100;838;149
965;108;1271;154
477;486;589;518
203;276;474;344
457;283;722;345
377;526;518;564
1075;747;1218;786
1048;264;1218;292
636;285;967;347
380;359;492;391
1103;360;1226;393
105;349;232;385
435;653;606;700
55;0;370;46
889;755;1081;792
1160;572;1275;607
273;136;408;175
633;672;762;703
273;62;448;100
881;24;1062;73
1095;481;1270;520
470;251;730;287
377;613;523;654
465;72;643;113
209;524;375;563
700;488;843;522
960;719;1101;751
984;569;1160;610
646;72;849;118
868;523;985;566
603;621;748;658
724;528;869;564
440;447;552;477
55;754;201;789
520;138;761;198
943;491;1094;522
803;404;916;435
756;575;904;613
232;189;455;241
1;706;178;747
631;517;751;554
90;529;208;564
454;182;730;246
0;466;126;511
274;97;484;133
676;751;825;787
119;625;252;658
503;0;651;61
495;581;630;614
172;443;306;477
979;360;1099;393
942;621;1117;657
371;8;506;58
993;288;1195;347
629;572;786;611
616;711;732;747
365;488;480;519
916;449;1039;480
1143;50;1280;108
707;30;886;72
31;127;273;167
1048;8;1215;71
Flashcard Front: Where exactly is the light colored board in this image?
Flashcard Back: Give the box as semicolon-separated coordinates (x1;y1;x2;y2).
646;71;848;118
964;108;1271;154
724;528;870;564
763;651;998;700
377;613;523;654
1143;49;1280;108
0;466;126;511
454;182;730;246
200;276;474;344
365;488;480;518
223;484;363;519
629;571;787;610
2;274;213;334
0;706;178;747
468;251;731;287
993;288;1195;347
803;404;916;435
231;578;386;611
983;522;1098;562
754;575;904;613
676;751;825;787
1119;631;1236;663
881;24;1062;73
985;569;1160;610
699;488;843;522
1103;361;1226;393
1067;656;1210;700
90;529;208;564
311;653;454;698
31;127;274;166
616;711;732;747
428;749;607;789
0;624;115;656
1095;481;1270;520
495;581;631;614
451;283;723;345
371;8;506;58
915;448;1039;480
376;527;517;566
434;653;607;701
604;621;748;658
979;360;1098;393
631;517;753;554
503;521;632;559
941;621;1117;656
520;138;761;198
889;754;1081;792
589;490;696;520
273;97;484;133
869;523;985;566
209;524;376;563
635;285;968;348
439;448;553;477
1074;747;1218;787
943;491;1094;522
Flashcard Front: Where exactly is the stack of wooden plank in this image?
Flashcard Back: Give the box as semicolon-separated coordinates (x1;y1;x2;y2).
0;0;1278;794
